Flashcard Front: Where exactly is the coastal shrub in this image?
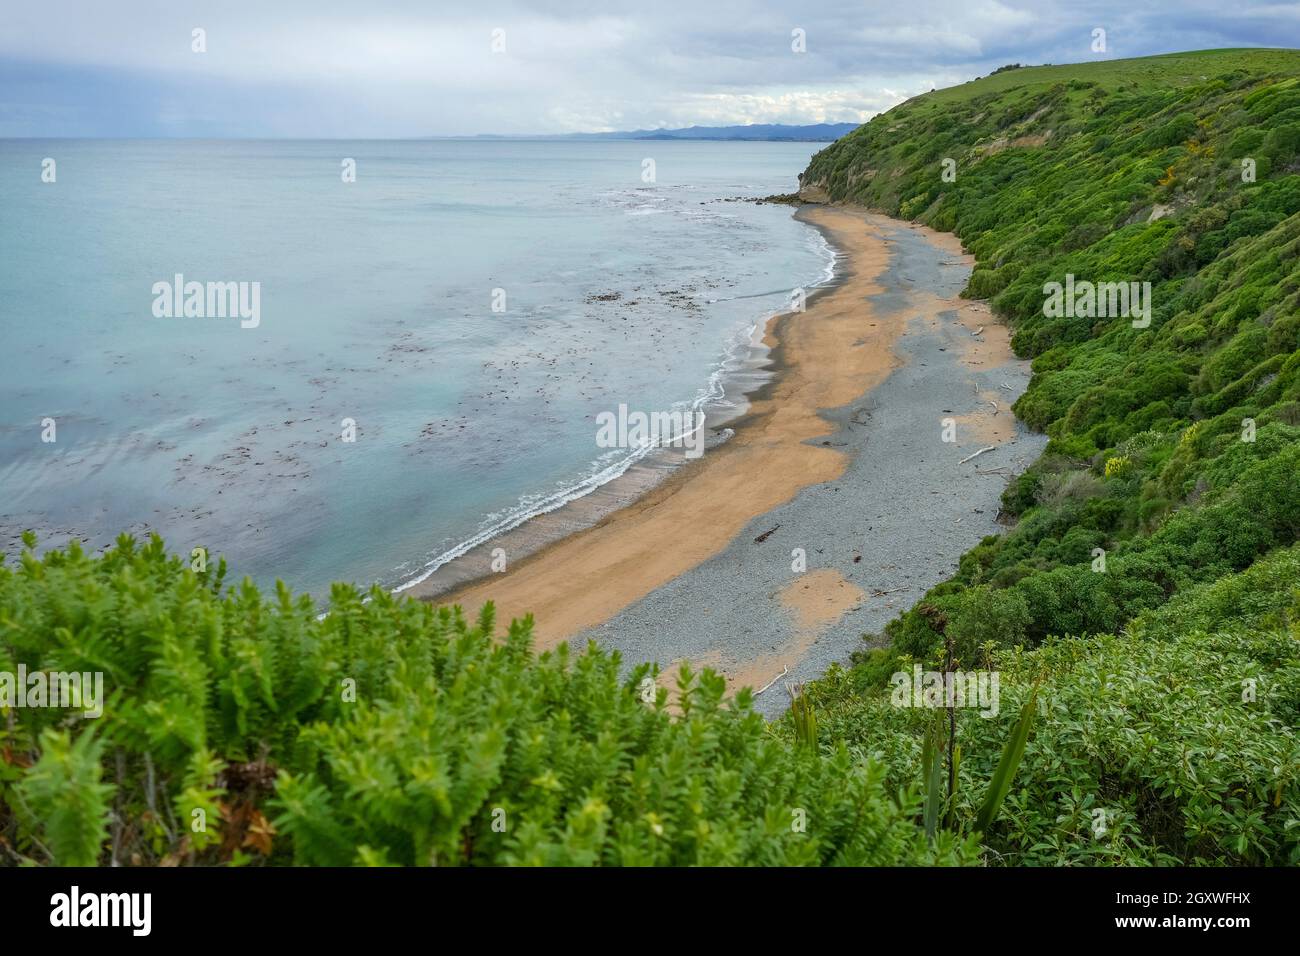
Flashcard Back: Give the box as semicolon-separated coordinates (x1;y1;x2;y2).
0;536;974;867
807;627;1300;865
1144;112;1197;149
944;587;1032;661
1130;543;1300;643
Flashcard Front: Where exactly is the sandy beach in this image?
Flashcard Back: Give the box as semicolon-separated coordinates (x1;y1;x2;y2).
415;204;1045;714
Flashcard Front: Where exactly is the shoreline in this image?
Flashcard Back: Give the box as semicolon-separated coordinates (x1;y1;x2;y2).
413;202;1045;715
411;205;958;639
394;295;795;601
396;211;842;602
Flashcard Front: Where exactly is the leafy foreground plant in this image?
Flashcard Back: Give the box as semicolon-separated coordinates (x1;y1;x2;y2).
4;536;1294;866
0;535;976;866
807;622;1300;865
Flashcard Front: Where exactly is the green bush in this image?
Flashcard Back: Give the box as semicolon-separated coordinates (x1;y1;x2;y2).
945;587;1032;661
0;536;974;867
810;628;1300;865
1131;543;1300;643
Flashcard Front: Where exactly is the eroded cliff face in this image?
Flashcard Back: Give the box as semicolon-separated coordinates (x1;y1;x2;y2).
798;164;880;204
796;177;831;203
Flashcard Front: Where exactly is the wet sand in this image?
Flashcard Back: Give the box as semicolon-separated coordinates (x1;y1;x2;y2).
417;205;1045;713
413;205;901;639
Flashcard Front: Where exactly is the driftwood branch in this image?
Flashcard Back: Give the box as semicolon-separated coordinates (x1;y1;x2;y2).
958;445;996;465
755;667;788;696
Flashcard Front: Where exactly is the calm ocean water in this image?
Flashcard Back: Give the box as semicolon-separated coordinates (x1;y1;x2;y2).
0;139;833;597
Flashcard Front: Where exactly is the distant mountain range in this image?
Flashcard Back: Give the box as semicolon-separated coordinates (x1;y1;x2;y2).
472;123;860;142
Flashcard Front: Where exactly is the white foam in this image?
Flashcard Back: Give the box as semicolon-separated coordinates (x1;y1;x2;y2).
387;196;842;597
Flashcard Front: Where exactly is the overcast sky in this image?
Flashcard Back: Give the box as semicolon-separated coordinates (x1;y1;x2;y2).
2;0;1297;137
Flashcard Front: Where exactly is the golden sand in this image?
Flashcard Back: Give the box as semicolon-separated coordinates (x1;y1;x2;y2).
427;206;1006;655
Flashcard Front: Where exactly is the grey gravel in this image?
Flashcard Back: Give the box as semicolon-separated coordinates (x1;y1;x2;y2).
579;216;1047;719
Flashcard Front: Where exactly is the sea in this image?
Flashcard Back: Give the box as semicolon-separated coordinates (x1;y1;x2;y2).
0;139;836;599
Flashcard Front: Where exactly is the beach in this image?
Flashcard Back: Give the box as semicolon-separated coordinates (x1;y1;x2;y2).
415;203;1046;715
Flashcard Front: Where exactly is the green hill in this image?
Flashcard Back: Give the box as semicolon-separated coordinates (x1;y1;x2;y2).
799;47;1300;674
909;49;1300;107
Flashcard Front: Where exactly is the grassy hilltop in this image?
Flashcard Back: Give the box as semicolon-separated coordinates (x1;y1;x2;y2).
906;48;1300;106
2;50;1298;867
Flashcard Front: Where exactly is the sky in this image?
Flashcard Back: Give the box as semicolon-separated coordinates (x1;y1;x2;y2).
2;0;1298;137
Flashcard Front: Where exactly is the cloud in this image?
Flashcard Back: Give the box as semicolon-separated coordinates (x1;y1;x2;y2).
0;0;1296;136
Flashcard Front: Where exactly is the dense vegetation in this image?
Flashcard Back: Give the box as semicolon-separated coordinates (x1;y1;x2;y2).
801;48;1300;673
2;533;1293;865
3;50;1297;867
0;534;978;866
820;544;1300;865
